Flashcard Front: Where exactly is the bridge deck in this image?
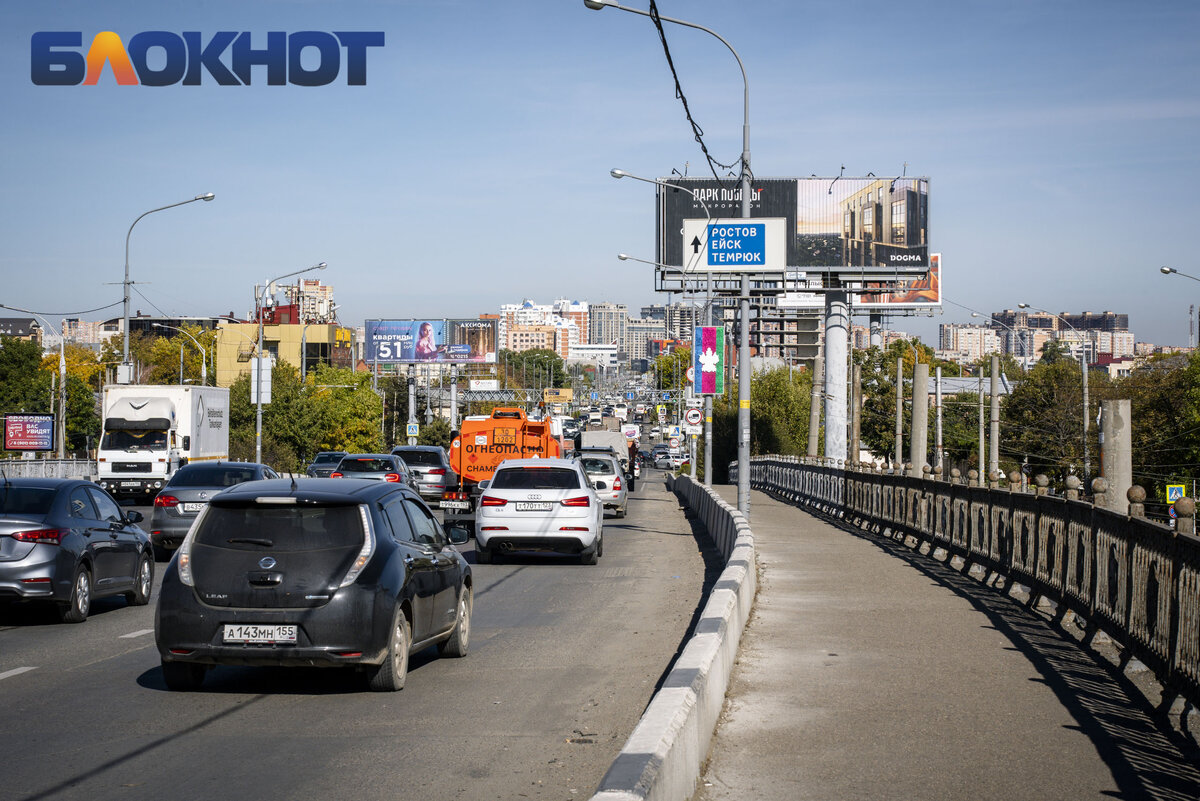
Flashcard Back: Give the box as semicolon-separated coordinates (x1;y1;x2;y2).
693;486;1200;801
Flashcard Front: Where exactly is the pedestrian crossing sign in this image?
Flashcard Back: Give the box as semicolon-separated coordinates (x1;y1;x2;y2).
1167;484;1186;503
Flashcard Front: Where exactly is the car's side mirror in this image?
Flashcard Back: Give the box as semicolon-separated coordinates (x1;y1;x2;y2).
478;480;490;490
446;525;471;544
125;510;144;523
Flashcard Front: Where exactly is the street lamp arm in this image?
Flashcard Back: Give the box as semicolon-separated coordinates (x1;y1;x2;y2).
1161;265;1200;282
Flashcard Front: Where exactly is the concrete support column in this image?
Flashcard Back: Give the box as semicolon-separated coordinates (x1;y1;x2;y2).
1099;399;1132;514
910;362;929;476
823;292;849;462
807;356;824;458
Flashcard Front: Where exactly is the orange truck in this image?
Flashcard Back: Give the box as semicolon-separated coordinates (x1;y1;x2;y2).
441;408;563;525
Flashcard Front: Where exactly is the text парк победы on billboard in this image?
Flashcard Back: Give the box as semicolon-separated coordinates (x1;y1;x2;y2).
365;319;497;364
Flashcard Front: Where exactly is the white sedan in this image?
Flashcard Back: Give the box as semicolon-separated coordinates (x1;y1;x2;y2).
475;458;604;565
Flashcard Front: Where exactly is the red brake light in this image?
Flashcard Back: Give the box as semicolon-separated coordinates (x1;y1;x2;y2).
613;476;622;491
154;494;179;508
384;473;401;483
13;528;65;545
480;495;507;507
428;468;446;476
330;471;344;478
561;496;591;507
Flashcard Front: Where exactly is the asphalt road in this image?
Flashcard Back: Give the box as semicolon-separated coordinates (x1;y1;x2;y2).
0;472;707;801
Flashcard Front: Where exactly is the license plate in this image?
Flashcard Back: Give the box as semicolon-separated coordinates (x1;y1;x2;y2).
441;500;471;511
515;502;553;511
223;624;297;644
121;481;141;487
182;502;205;513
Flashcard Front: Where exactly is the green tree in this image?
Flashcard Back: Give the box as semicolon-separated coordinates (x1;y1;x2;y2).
417;417;452;449
1114;352;1200;499
1000;359;1104;482
499;349;566;389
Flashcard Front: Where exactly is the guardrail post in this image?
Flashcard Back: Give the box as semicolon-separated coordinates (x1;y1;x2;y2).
1065;475;1081;501
1176;496;1195;537
1128;485;1146;518
1034;474;1050;497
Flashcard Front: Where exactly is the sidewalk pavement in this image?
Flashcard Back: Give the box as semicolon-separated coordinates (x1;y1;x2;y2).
691;486;1200;801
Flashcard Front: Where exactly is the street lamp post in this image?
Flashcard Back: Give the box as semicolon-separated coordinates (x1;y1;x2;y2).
255;262;327;464
1019;303;1090;480
587;1;752;513
151;323;207;385
1161;267;1200;347
122;193;215;381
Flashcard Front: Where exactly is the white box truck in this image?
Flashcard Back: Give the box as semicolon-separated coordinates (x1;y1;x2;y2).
96;385;230;500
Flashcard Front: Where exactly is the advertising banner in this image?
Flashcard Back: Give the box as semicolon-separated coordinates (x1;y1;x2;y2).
853;252;942;309
365;320;446;363
447;319;498;364
658;177;930;273
5;413;54;451
693;326;726;395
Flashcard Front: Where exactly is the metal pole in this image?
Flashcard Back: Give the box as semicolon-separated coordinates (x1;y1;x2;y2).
407;372;417;446
894;357;904;468
58;339;66;458
738;275;750;515
850;363;861;466
179;344;184;384
255;289;264;464
977;373;985;486
450;364;459;430
989;353;1000;478
935;365;943;471
807;355;823;457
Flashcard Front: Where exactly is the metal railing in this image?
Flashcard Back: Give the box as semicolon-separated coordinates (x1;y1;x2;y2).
746;455;1200;717
0;458;98;480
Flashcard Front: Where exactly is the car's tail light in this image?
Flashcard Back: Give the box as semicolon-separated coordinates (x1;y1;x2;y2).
561;496;591;507
384;473;401;483
559;526;589;531
339;506;377;588
480;495;507;507
330;471;344;478
154;495;179;508
480;526;508;531
613;476;622;491
20;577;53;584
428;468;446;476
12;528;65;545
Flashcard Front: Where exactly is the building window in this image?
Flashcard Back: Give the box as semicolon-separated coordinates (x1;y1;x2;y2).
891;200;906;244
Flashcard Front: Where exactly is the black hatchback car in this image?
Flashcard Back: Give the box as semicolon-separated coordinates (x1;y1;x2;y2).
155;478;472;691
0;478;153;623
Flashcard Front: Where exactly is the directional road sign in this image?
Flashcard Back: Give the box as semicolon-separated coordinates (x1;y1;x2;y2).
591;391;599;401
681;217;786;273
626;392;635;400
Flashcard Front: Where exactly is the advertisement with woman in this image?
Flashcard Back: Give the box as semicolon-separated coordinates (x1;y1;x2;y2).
366;319;496;363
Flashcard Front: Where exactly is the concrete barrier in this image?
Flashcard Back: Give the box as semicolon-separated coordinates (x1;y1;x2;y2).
590;476;756;801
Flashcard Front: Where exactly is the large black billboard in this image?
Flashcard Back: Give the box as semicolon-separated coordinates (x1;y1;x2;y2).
657;177;930;273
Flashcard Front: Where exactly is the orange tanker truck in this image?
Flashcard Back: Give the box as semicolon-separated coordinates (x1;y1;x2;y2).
441;407;563;526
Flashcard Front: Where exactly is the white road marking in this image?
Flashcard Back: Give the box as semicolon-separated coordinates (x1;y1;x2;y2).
120;629;155;639
0;667;36;681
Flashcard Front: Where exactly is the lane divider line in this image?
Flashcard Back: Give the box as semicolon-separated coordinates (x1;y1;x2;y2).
0;667;37;681
120;629;155;639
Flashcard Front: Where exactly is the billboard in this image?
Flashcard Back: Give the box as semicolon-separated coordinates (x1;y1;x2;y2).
658;177;930;273
693;326;726;395
5;413;54;451
446;319;498;364
854;253;942;309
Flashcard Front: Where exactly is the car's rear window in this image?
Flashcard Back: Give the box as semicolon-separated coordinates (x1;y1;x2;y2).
490;467;580;490
169;467;258;487
392;450;441;466
312;453;344;465
580;458;616;476
194;504;363;550
0;487;56;515
338;458;393;473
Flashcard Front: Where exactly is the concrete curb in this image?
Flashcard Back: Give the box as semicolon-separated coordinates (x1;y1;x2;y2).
590;476;757;801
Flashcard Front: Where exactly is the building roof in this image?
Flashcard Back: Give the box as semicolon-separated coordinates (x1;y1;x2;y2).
0;318;39;337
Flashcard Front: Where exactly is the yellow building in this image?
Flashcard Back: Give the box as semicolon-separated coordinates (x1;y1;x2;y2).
214;323;356;388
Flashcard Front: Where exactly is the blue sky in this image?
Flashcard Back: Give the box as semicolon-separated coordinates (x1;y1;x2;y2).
3;1;1199;347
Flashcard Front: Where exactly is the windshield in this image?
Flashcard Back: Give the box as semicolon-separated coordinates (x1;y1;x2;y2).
490;468;580;490
194;503;364;549
392;450;442;466
338;458;395;473
169;467;259;488
101;429;168;452
0;487;56;516
312;453;344;465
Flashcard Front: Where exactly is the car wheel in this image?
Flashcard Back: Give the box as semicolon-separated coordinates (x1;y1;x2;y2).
438;587;472;658
597;533;604;558
616;506;626;519
475;544;493;564
162;660;206;691
366;606;410;692
126;553;154;606
58;565;91;624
